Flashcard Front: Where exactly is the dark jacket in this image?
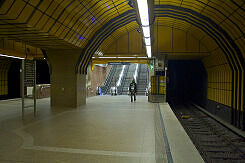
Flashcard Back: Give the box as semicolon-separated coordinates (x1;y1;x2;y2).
129;82;137;92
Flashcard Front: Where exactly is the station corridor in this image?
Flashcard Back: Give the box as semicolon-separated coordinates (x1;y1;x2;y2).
0;96;156;163
0;96;205;163
1;0;245;162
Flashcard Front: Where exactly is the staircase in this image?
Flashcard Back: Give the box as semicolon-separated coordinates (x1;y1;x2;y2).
108;65;123;92
101;64;149;95
136;64;148;95
100;65;123;95
120;64;137;95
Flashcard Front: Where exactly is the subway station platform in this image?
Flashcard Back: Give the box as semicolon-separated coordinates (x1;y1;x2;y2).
0;96;203;163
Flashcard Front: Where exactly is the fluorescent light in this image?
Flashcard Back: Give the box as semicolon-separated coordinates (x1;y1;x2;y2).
95;57;137;59
144;37;151;46
137;0;149;26
0;54;24;60
142;27;150;37
117;57;135;58
136;0;151;58
97;57;117;58
146;46;151;58
93;56;148;59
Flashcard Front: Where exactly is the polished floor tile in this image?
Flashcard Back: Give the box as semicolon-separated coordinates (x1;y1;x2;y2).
0;96;155;163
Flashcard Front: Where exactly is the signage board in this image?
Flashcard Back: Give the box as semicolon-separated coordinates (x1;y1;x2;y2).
108;62;131;65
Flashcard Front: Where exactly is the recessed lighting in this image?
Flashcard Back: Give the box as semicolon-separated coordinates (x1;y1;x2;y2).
0;54;24;60
146;46;151;58
136;0;151;58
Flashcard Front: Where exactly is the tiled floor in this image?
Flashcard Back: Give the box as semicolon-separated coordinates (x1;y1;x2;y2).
0;96;155;163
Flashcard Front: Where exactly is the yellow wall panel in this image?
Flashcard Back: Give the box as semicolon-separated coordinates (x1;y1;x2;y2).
129;31;143;54
157;27;172;52
0;59;11;96
103;29;145;56
0;0;14;14
18;4;34;22
173;30;186;52
116;33;129;53
104;38;117;53
202;37;218;51
7;0;25;18
203;47;232;107
29;10;43;27
187;35;199;52
199;44;208;52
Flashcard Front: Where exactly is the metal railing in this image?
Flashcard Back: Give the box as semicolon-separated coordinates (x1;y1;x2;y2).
21;59;37;119
120;64;136;95
136;64;149;95
100;65;117;95
117;65;129;94
116;65;126;87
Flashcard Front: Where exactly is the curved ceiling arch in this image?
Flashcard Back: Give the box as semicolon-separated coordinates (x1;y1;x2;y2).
155;5;244;67
77;4;245;73
76;10;137;74
76;3;244;114
98;21;142;55
154;4;244;121
153;22;210;59
0;0;244;115
0;0;134;49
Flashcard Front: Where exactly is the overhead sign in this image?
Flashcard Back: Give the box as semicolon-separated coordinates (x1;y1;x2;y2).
108;62;130;65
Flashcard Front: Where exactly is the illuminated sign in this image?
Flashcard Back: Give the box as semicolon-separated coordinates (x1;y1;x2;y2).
108;62;130;65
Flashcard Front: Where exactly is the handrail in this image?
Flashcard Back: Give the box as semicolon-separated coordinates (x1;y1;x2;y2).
134;64;139;84
119;65;129;94
147;64;149;89
116;65;126;87
104;65;116;86
101;65;117;94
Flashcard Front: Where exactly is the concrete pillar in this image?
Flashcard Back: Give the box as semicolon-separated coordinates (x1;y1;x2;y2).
86;63;92;97
46;49;86;108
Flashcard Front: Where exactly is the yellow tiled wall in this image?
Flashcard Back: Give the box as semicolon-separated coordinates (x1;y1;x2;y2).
0;59;11;96
202;48;232;107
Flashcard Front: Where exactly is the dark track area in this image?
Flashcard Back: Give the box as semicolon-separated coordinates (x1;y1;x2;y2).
170;103;245;163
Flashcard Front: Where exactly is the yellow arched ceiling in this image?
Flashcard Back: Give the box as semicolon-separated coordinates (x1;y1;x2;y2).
104;30;145;57
153;17;211;60
0;0;244;60
99;19;210;60
98;22;145;57
91;0;245;61
97;21;142;56
0;38;44;59
0;0;244;127
154;0;245;59
151;0;244;126
0;0;133;49
84;0;245;118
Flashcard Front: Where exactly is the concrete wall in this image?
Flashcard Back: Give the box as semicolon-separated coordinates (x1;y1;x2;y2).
47;49;86;108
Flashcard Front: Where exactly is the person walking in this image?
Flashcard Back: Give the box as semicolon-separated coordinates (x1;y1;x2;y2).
129;79;137;102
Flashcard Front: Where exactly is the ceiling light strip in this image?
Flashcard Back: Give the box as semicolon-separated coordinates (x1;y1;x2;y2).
137;0;151;58
0;54;24;60
92;57;148;59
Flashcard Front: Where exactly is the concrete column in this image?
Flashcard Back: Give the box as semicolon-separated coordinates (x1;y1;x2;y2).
46;49;86;108
86;63;92;97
